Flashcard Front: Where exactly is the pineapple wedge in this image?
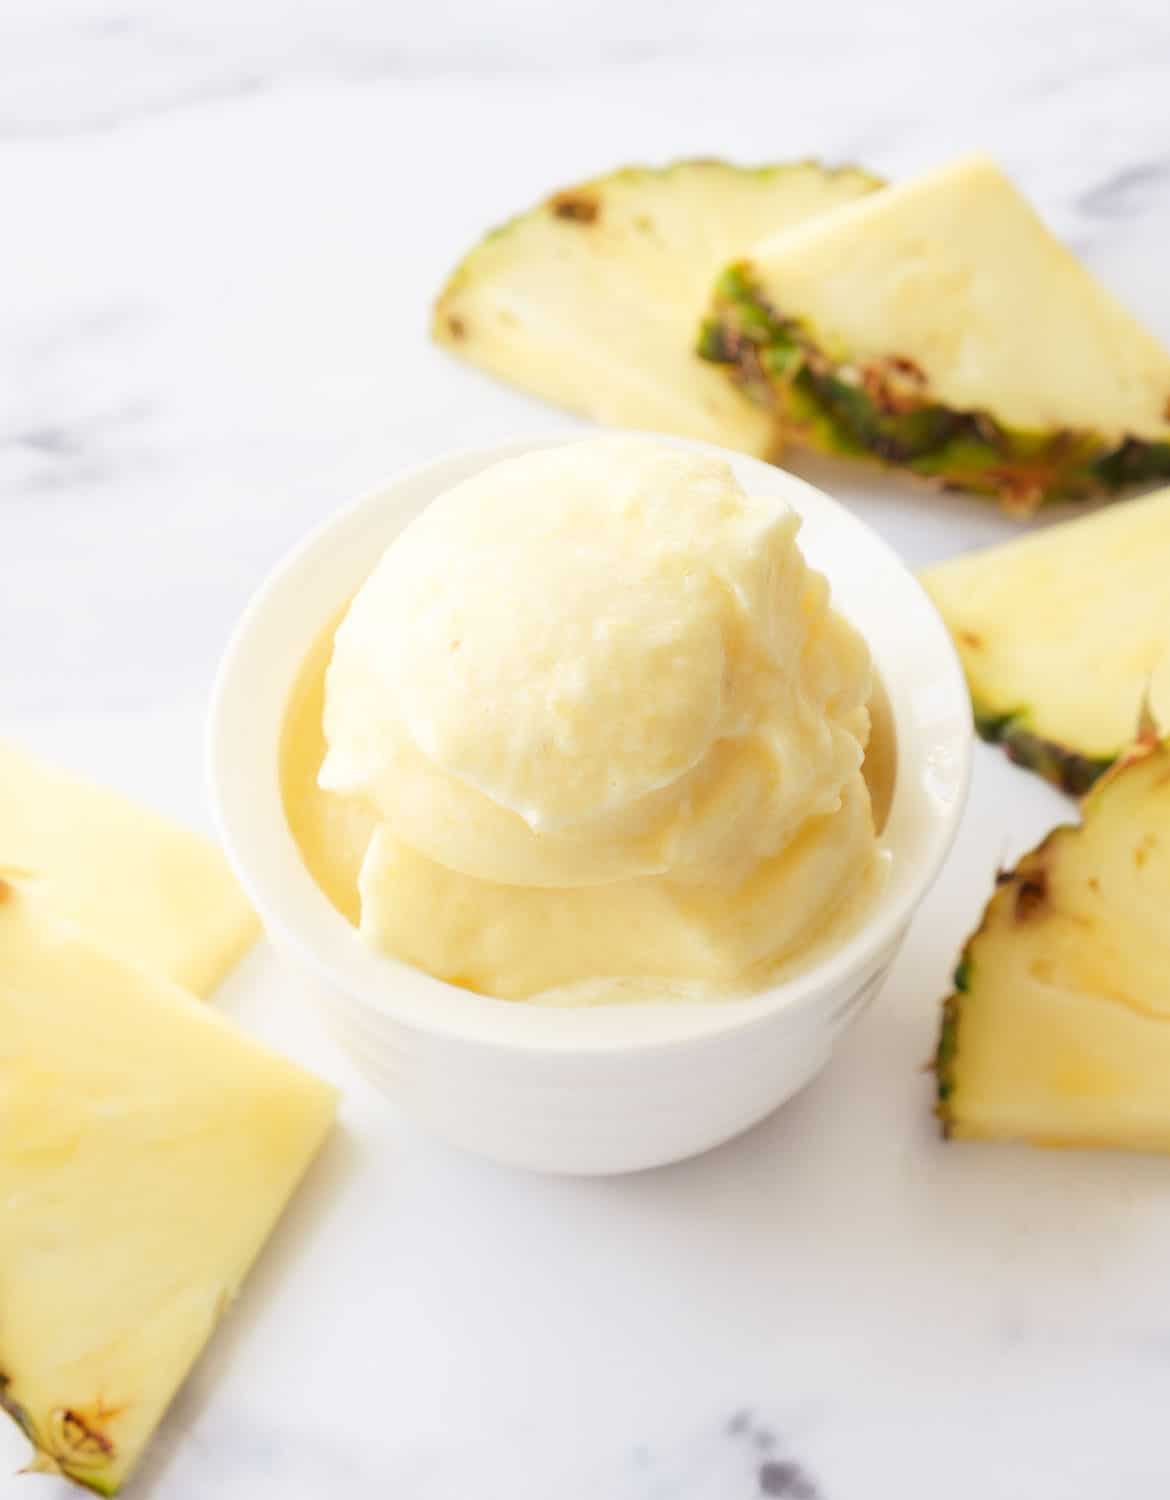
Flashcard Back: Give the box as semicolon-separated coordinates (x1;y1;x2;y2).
433;158;880;452
920;484;1170;794
935;731;1170;1150
0;880;336;1494
0;738;257;996
702;155;1170;510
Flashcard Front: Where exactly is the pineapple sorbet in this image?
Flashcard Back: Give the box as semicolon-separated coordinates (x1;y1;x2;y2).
286;438;886;1003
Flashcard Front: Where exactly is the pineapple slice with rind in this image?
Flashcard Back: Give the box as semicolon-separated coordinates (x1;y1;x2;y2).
0;738;257;995
701;155;1170;510
0;880;336;1494
433;158;880;452
919;483;1170;794
935;730;1170;1150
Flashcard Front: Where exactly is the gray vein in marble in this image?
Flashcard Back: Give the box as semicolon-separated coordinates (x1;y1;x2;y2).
722;1412;822;1498
1079;158;1170;217
591;1411;826;1500
20;301;147;355
3;0;1169;139
759;1461;820;1499
1;299;155;499
726;1409;778;1452
0;401;152;499
16;425;80;457
0;72;268;142
79;13;139;40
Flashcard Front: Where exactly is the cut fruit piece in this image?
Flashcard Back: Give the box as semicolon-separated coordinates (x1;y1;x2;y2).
919;483;1170;794
0;738;258;995
433;158;880;451
935;731;1170;1150
0;879;336;1494
701;154;1170;510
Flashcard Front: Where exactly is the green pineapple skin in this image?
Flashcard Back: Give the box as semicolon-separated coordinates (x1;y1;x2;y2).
974;708;1115;798
934;991;963;1134
700;264;1170;512
933;731;1170;1144
932;837;1053;1137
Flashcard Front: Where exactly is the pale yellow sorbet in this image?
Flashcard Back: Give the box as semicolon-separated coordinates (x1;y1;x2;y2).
314;438;881;1002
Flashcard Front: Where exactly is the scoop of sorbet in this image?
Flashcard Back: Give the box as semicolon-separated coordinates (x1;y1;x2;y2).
319;437;878;999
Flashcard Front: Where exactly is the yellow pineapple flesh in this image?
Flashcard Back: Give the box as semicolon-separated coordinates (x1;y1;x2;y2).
433;158;879;451
936;733;1170;1149
0;738;257;996
0;880;336;1494
919;483;1170;793
703;155;1170;507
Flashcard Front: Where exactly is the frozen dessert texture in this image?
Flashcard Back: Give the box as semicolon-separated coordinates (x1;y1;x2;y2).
318;438;879;1001
356;775;876;1001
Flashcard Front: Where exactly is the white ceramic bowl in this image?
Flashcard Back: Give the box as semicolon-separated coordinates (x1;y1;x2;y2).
209;435;971;1175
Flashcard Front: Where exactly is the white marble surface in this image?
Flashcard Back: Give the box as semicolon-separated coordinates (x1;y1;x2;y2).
5;2;1170;1495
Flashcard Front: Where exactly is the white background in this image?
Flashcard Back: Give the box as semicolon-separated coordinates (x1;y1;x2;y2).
4;3;1170;1496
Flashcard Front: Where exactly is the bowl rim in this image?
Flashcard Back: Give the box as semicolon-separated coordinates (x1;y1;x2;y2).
208;433;973;1054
